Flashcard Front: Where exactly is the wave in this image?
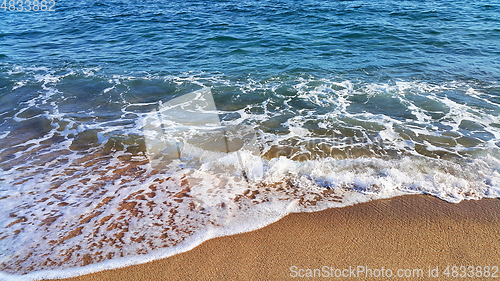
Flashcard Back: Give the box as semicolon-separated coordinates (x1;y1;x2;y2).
0;66;499;279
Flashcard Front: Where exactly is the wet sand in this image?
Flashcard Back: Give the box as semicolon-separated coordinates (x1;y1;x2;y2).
56;195;500;280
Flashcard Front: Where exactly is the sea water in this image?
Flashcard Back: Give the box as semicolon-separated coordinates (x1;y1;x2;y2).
0;0;499;279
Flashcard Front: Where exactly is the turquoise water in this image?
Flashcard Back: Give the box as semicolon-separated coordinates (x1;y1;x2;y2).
1;0;500;278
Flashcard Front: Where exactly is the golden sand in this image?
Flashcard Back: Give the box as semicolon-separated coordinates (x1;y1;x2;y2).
56;195;500;280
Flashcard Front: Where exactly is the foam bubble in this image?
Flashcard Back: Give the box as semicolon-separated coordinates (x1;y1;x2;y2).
1;68;499;279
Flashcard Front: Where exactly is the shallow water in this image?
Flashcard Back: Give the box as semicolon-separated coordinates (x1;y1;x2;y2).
0;0;499;279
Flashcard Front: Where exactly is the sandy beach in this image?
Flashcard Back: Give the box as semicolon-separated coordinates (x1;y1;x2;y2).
53;195;500;280
2;0;499;279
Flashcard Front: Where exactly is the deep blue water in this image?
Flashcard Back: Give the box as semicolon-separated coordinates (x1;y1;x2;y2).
1;0;499;81
1;0;500;276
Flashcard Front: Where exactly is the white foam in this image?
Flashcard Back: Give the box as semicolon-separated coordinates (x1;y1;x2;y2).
0;131;10;139
1;70;500;279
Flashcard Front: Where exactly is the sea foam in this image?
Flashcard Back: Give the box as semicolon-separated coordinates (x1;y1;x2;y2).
1;68;499;279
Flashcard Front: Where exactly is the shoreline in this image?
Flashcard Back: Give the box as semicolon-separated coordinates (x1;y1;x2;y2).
40;194;500;280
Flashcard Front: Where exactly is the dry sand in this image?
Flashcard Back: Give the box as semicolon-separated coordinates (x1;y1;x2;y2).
56;195;500;280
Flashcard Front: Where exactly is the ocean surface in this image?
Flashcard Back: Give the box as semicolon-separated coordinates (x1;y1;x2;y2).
1;0;500;279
